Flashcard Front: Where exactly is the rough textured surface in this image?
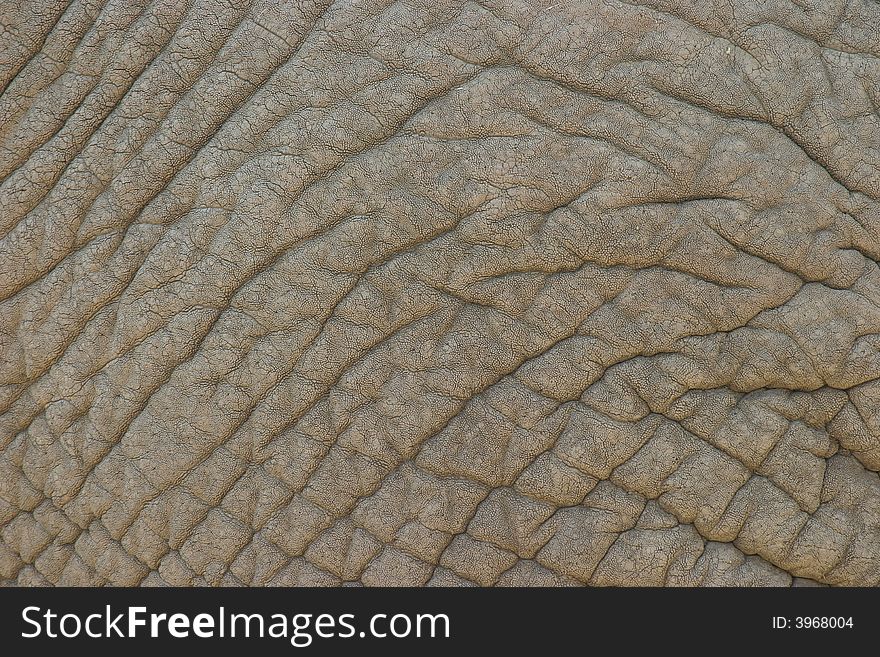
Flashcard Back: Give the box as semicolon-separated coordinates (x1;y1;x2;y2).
1;0;880;587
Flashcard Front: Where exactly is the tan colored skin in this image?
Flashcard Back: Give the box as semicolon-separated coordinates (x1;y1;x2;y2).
1;0;879;586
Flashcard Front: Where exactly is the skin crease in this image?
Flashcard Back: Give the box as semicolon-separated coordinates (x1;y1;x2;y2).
0;0;879;588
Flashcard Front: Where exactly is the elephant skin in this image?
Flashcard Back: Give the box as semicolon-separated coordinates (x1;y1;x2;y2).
1;0;880;587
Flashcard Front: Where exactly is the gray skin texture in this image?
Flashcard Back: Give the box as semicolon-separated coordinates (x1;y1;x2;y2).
1;0;880;588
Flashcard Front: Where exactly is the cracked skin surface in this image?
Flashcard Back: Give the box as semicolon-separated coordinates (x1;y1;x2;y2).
1;0;880;588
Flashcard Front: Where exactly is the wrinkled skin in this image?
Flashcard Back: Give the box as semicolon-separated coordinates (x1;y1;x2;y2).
1;0;880;587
